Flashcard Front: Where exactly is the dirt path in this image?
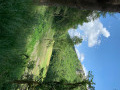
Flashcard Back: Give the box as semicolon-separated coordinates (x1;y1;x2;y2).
28;29;54;78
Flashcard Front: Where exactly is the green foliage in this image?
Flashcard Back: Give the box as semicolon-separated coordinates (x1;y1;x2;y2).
0;0;40;89
72;36;83;45
50;7;94;31
44;71;95;90
41;7;98;88
27;61;35;70
0;1;99;89
94;11;115;18
86;71;95;90
44;32;85;89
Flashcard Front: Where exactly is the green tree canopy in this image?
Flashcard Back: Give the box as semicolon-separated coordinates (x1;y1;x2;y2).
72;36;83;45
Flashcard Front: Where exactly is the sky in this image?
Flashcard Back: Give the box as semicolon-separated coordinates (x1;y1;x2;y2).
69;13;120;90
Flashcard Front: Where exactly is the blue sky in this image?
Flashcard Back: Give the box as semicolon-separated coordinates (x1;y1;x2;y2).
69;13;120;90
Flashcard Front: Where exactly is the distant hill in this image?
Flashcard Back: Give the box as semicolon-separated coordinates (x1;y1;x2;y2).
44;32;86;89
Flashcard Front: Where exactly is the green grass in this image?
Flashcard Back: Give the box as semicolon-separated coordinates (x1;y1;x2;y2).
26;6;48;55
0;0;41;89
0;1;56;88
24;6;55;79
31;29;54;78
10;6;56;89
12;6;56;89
0;0;56;89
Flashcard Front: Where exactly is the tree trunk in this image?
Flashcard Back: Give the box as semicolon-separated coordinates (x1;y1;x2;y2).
33;0;120;12
11;80;87;86
10;80;40;85
10;80;94;89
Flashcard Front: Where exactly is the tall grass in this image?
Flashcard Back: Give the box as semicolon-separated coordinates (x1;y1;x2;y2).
0;0;39;89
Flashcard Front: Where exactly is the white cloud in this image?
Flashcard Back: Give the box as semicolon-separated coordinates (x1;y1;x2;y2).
80;53;84;62
75;48;84;62
82;64;88;76
75;43;81;47
78;19;110;47
75;48;80;59
68;29;81;38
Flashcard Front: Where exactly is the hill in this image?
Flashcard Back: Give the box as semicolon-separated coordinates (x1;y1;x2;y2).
44;32;86;89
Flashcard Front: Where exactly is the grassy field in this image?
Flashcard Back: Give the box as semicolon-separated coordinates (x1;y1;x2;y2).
0;0;40;89
0;0;54;88
14;6;55;89
30;29;54;78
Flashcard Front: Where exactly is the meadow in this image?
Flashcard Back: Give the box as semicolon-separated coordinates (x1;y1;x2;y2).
0;0;54;89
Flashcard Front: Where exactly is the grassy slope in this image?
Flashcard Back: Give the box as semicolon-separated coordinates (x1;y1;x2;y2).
0;0;40;89
25;6;54;78
16;6;55;89
0;1;54;89
31;29;54;78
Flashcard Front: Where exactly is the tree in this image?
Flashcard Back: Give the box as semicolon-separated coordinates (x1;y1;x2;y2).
72;36;83;45
85;71;95;90
10;71;95;90
50;7;94;32
33;0;120;12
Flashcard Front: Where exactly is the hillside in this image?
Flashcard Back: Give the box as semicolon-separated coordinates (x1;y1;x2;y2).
44;32;86;90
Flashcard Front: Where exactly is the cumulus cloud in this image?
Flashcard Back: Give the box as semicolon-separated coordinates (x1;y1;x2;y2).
68;29;81;38
75;48;84;62
78;19;110;47
82;64;88;76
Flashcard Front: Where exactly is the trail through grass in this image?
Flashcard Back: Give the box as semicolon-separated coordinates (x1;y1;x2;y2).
19;6;55;86
0;1;54;88
31;29;54;78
